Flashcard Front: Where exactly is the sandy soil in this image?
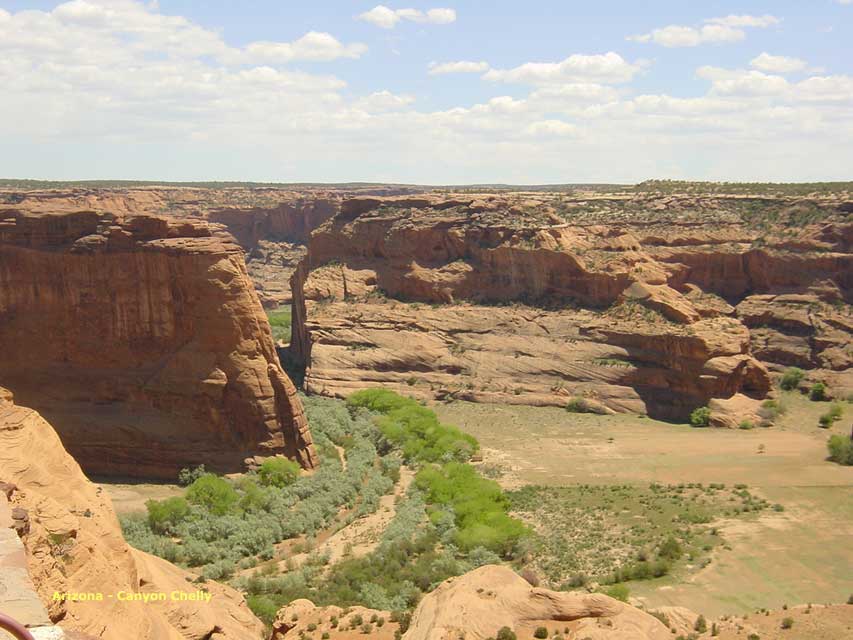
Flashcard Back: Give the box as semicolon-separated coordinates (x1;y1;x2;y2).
98;480;184;514
435;393;853;617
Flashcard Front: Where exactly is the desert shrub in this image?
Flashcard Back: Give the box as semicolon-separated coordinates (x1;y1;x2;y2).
694;615;707;633
781;616;794;629
809;382;827;401
534;627;548;639
468;546;502;567
145;497;189;534
818;413;833;428
828;435;853;465
658;537;682;561
758;399;786;422
348;389;479;463
738;420;755;430
258;457;301;488
828;403;844;421
186;474;239;515
496;628;517;640
247;595;279;624
565;397;591;413
779;367;804;391
690;406;711;427
178;465;206;486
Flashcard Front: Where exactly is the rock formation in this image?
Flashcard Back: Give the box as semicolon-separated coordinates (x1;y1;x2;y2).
0;210;316;478
0;388;265;640
285;193;851;420
270;566;671;640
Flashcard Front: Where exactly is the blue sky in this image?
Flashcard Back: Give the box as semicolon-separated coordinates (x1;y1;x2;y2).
0;1;851;183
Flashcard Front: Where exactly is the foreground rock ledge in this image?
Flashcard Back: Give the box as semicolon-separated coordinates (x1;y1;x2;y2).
0;210;316;478
272;565;670;640
0;388;265;640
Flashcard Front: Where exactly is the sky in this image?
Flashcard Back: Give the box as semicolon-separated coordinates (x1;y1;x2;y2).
0;0;851;183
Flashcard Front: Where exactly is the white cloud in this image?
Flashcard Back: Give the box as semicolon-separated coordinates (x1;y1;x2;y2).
428;60;490;75
706;14;780;28
484;52;643;85
525;120;577;137
354;90;415;112
750;53;807;74
357;5;456;29
245;32;366;63
836;0;851;4
629;14;779;47
697;66;789;96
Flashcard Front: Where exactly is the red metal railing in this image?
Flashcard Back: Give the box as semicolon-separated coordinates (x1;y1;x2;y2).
0;612;36;640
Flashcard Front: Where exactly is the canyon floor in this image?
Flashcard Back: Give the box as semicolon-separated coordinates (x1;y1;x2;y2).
436;392;853;618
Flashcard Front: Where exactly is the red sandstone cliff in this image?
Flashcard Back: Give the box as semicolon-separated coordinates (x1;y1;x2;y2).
289;194;851;420
0;388;265;640
0;210;316;479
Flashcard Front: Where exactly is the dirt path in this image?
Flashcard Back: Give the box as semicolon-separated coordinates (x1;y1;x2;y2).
274;466;414;572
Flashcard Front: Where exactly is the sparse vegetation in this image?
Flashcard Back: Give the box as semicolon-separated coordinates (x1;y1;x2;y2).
267;309;292;343
827;435;853;465
690;406;711;428
779;368;805;391
809;382;828;402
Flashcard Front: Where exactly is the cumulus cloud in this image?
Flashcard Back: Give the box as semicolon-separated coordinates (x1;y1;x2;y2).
357;5;456;29
354;90;415;112
1;0;851;183
428;60;490;75
245;32;367;63
629;14;779;47
484;52;643;85
750;53;807;74
524;120;577;137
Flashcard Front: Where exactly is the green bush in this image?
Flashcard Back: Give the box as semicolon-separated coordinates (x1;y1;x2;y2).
565;397;591;413
533;627;548;639
186;474;239;515
690;407;711;427
178;465;206;486
828;435;853;465
779;367;804;391
781;616;794;629
658;537;682;561
496;628;517;640
145;497;189;534
348;389;478;463
694;614;707;633
809;382;827;401
415;462;528;555
258;457;301;488
738;420;755;430
818;413;832;428
247;595;279;624
828;403;844;421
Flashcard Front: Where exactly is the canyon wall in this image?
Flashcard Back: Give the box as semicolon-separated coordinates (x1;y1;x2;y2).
0;388;265;640
0;210;316;479
290;194;851;420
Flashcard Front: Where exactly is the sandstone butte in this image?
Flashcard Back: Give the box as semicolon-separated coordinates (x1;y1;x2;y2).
0;208;317;479
271;565;672;640
0;387;266;640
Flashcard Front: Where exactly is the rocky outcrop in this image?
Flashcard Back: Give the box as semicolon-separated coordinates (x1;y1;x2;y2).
271;600;401;640
288;194;853;420
0;210;316;478
0;390;265;640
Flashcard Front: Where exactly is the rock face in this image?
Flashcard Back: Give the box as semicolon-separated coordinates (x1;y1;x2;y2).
0;210;316;478
0;389;265;640
284;193;843;420
270;566;671;640
405;566;671;640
